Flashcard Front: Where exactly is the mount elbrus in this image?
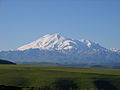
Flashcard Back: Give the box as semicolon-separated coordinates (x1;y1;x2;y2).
0;33;120;64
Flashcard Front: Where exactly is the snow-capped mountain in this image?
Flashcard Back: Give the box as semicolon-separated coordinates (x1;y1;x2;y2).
17;33;105;51
0;33;120;65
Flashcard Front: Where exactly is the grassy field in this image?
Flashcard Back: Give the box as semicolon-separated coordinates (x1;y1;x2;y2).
0;65;120;90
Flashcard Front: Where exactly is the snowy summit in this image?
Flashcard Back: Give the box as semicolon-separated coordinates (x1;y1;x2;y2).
0;33;120;64
17;33;103;51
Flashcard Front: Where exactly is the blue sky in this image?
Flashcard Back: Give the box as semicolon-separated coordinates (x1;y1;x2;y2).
0;0;120;50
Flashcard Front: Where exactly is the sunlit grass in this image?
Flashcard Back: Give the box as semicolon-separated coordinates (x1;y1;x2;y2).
0;65;120;89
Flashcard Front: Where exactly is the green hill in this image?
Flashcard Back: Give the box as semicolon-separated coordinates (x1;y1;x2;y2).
0;65;120;90
0;59;16;64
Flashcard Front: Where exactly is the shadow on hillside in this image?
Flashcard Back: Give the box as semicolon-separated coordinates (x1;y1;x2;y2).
0;85;21;90
49;78;79;90
94;80;119;90
0;79;78;90
2;79;119;90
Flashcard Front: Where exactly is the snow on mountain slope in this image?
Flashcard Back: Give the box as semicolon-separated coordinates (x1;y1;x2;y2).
110;48;120;54
110;48;119;52
0;33;120;64
17;33;105;51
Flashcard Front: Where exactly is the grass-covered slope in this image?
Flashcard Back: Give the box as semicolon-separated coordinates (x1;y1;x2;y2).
0;59;16;64
0;65;120;90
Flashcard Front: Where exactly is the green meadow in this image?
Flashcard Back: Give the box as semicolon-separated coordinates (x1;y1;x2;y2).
0;65;120;90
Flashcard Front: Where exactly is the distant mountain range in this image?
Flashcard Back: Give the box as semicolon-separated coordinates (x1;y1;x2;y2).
0;33;120;65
